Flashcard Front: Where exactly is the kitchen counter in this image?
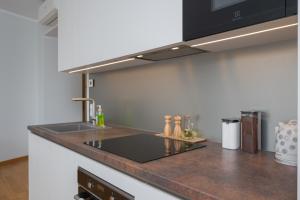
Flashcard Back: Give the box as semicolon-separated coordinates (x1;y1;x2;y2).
28;123;296;200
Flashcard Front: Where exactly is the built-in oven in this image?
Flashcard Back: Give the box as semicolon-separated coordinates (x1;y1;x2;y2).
286;0;298;16
74;167;134;200
183;0;298;41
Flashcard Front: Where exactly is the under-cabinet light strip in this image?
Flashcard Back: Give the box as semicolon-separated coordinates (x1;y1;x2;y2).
69;58;136;74
191;23;298;48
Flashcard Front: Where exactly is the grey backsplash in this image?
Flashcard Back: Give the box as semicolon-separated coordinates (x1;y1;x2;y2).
90;39;297;152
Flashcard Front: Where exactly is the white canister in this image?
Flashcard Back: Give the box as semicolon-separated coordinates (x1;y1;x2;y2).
222;118;240;150
275;120;297;166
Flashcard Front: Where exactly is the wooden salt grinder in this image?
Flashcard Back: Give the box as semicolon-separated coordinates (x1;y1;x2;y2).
173;115;182;138
163;115;172;137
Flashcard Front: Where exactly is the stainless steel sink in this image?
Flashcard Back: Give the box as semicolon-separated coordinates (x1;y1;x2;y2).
41;123;107;133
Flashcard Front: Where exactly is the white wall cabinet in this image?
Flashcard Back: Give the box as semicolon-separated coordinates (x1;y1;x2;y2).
58;0;182;72
29;133;181;200
58;0;80;71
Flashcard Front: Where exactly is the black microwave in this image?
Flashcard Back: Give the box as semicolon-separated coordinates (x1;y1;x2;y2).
183;0;298;41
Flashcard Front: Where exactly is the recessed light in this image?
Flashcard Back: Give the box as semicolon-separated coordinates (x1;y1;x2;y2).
69;58;136;74
137;55;144;58
191;23;298;48
171;47;180;50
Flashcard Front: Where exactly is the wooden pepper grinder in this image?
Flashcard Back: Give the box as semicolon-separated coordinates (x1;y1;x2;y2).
173;115;182;138
163;115;172;137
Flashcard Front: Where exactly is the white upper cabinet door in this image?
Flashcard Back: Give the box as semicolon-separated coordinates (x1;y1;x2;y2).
58;0;80;71
58;0;182;72
77;0;183;68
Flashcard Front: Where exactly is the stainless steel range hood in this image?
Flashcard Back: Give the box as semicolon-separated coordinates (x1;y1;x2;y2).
135;45;207;61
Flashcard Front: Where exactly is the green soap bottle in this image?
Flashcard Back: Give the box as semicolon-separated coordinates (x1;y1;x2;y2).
96;105;105;127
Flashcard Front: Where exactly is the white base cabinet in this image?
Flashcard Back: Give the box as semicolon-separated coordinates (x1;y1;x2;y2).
29;132;181;200
29;133;78;200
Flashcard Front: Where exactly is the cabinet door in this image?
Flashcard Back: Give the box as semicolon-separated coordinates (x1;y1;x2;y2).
58;0;80;71
286;0;297;16
78;0;182;67
29;133;78;200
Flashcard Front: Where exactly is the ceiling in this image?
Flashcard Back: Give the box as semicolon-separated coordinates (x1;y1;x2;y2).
0;0;44;20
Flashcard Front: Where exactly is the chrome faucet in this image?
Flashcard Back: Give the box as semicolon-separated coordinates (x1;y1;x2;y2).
72;97;96;125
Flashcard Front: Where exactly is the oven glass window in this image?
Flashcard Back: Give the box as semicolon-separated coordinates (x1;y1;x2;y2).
212;0;246;11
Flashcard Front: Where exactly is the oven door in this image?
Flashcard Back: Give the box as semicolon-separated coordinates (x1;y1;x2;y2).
286;0;297;16
183;0;286;41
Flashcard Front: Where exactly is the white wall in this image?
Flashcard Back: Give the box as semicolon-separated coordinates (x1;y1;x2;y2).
0;10;82;162
0;1;43;20
0;10;39;161
38;35;82;124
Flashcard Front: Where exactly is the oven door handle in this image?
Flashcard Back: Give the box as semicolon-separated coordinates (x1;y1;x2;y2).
74;192;91;200
74;194;84;200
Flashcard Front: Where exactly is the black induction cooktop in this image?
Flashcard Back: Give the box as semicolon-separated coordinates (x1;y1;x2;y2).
84;134;206;163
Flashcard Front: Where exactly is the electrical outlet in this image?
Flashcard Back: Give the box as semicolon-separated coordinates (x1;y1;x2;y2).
88;79;94;88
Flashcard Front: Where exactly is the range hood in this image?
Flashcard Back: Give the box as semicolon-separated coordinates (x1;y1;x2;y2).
68;45;207;73
135;45;207;61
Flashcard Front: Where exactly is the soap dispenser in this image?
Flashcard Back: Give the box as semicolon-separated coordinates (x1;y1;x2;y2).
96;105;105;127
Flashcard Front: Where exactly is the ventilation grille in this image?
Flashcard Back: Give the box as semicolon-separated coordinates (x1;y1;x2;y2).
136;45;207;61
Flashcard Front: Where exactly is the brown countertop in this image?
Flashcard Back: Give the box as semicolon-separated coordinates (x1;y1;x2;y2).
28;123;296;200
